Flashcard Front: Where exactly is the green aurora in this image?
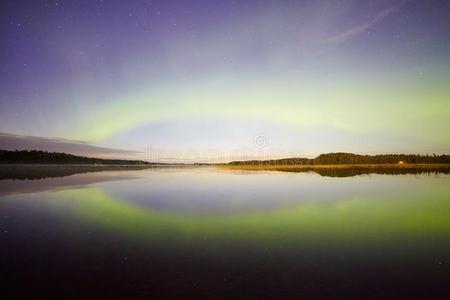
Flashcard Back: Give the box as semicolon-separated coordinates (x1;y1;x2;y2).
51;184;450;248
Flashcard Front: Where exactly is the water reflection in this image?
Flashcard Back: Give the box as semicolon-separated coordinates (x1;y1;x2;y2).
1;167;449;298
0;164;159;180
52;184;450;246
1;165;449;181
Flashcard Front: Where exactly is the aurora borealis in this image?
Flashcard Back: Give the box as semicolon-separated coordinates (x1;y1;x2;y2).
1;0;449;160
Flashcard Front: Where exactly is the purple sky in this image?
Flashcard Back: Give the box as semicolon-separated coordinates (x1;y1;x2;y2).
1;0;449;161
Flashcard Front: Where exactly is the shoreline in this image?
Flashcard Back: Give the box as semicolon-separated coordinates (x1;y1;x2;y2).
220;163;450;171
1;163;450;169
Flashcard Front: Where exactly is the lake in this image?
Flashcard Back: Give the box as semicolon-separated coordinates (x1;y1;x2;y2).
1;166;449;299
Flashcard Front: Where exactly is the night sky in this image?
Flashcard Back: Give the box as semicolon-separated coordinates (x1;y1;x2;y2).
1;0;449;161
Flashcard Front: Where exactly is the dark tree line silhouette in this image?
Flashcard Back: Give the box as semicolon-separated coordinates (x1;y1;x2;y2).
229;152;450;165
314;152;450;164
1;150;449;166
0;150;150;165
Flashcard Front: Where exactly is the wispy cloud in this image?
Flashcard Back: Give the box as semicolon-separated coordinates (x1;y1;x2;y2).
0;132;141;158
321;0;411;44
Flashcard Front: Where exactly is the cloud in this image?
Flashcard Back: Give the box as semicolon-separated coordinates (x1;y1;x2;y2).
0;132;142;158
321;0;410;44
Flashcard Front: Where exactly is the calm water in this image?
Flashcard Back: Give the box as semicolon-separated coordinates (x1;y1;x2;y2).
1;167;449;299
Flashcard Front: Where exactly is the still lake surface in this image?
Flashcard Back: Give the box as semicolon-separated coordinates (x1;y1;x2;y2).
1;166;449;299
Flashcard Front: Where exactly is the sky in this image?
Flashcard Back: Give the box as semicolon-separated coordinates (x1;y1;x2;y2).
0;0;449;162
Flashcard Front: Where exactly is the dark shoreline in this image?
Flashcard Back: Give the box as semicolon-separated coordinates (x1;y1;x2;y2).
220;164;450;177
1;163;450;180
0;164;196;180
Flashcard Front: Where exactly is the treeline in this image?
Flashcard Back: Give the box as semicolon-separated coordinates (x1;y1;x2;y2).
0;150;150;165
228;152;450;165
315;153;450;164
